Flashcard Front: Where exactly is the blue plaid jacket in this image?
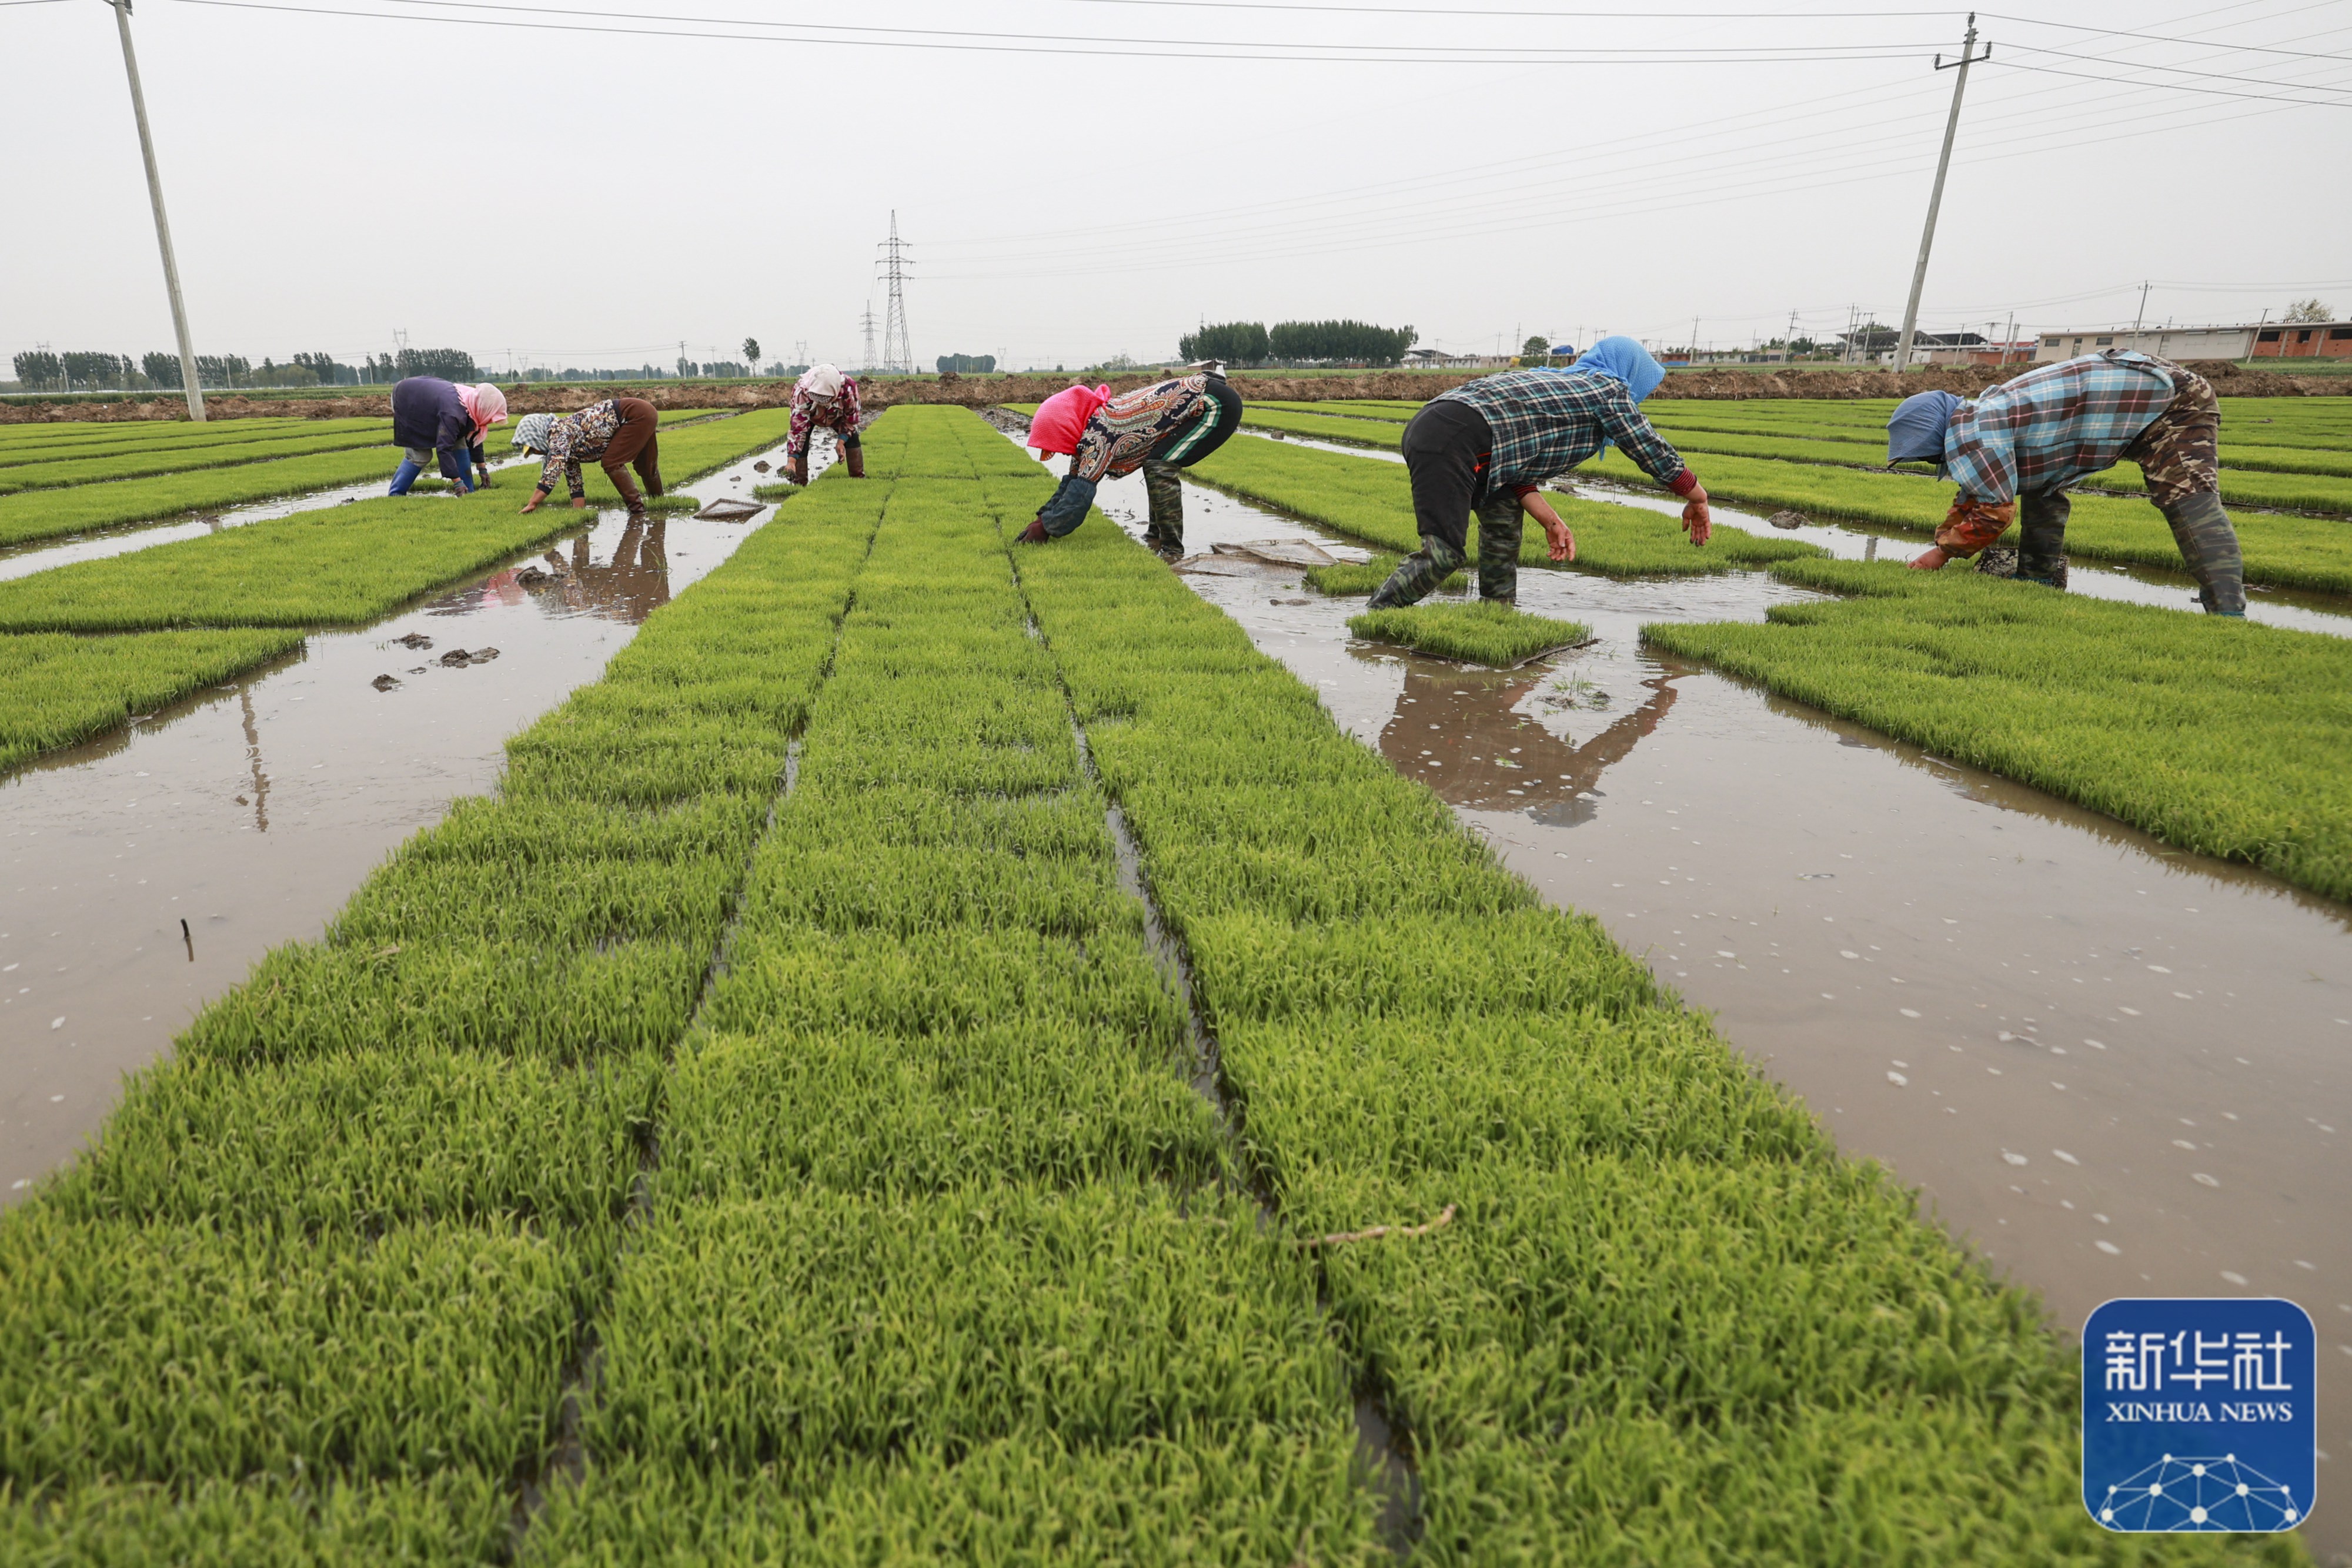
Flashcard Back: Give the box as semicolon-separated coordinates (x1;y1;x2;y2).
1436;369;1689;492
1945;352;2176;502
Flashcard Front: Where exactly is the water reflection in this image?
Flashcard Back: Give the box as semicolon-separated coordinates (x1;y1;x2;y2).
1369;654;1682;825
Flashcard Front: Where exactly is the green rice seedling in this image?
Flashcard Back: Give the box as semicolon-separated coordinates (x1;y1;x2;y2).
524;1436;1378;1567
1303;552;1464;594
0;1470;516;1568
662;1021;1224;1198
2073;460;2352;514
0;427;394;492
1347;600;1591;665
1239;407;1405;448
751;480;797;499
1587;446;2352;593
0;416;353;460
0;628;303;771
2213;444;2352;477
586;1182;1350;1467
1193;434;1822;578
0;1209;593;1487
1645;558;2352;901
46;1048;654;1233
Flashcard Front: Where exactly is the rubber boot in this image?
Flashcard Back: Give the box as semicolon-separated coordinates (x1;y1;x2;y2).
2159;491;2246;616
844;443;866;479
388;457;424;496
1367;536;1468;610
1141;457;1183;561
1474;493;1524;606
609;466;649;519
2015;490;2070;589
640;463;665;500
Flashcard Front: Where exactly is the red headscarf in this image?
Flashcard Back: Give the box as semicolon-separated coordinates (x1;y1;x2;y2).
1028;383;1111;457
456;382;508;440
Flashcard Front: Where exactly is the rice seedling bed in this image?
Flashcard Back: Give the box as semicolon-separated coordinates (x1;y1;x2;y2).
1302;551;1463;594
1003;432;2219;1561
1586;447;2352;593
1644;557;2352;901
1347;600;1591;665
0;427;399;493
0;627;304;770
1194;433;1825;577
0;446;430;550
0;456;888;1549
0;416;329;456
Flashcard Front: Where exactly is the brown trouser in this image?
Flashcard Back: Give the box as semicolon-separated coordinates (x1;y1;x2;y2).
601;396;663;495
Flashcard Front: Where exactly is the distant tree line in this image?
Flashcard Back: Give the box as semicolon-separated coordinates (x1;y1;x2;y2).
936;353;997;374
1177;319;1417;367
12;345;481;392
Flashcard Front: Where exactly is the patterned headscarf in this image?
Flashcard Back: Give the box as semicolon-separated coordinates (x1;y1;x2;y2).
512;412;556;453
1886;391;1963;464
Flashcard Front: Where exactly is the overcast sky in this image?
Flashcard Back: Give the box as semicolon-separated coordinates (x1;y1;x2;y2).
5;0;2348;374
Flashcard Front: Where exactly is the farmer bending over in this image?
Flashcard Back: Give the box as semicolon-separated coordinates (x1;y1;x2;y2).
514;397;664;520
1888;350;2244;615
1367;337;1710;610
389;377;506;496
1016;365;1244;560
786;363;863;484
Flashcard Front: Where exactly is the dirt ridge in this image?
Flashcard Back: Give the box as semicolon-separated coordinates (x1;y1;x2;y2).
2;361;2337;425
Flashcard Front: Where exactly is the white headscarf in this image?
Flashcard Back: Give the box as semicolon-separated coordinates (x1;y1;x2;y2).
796;362;847;399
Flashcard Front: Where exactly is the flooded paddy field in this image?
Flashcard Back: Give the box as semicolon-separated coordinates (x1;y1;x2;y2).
0;443;814;1194
1045;441;2352;1545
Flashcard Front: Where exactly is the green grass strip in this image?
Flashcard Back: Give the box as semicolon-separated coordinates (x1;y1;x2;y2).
0;446;419;549
0;417;377;467
0;628;304;771
1589;446;2352;593
1644;557;2352;901
1348;601;1591;664
1240;407;1405;447
1194;433;1824;578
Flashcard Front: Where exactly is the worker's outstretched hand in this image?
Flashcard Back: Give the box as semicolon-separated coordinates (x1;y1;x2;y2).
1681;489;1713;546
1909;546;1950;570
572;497;589;510
475;469;492;489
1543;519;1575;563
520;492;544;514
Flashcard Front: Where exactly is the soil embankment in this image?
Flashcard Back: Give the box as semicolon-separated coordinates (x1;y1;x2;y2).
3;360;2337;426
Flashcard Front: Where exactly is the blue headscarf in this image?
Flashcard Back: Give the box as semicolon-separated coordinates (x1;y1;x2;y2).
1886;390;1962;464
1570;336;1666;403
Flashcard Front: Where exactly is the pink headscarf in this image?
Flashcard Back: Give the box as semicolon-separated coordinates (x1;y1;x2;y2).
1028;383;1110;457
457;382;509;440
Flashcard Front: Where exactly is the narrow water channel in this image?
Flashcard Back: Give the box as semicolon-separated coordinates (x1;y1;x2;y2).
0;443;809;1196
1020;435;2352;1546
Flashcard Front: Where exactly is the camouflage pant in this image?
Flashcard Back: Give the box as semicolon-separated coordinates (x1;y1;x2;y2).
1366;493;1524;610
2122;363;2219;506
1141;457;1182;560
1474;492;1525;603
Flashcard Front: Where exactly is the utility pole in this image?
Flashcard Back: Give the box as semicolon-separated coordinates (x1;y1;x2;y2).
2132;279;2152;339
2000;310;2014;366
1784;309;1799;363
1891;13;1990;375
877;212;914;375
105;0;203;419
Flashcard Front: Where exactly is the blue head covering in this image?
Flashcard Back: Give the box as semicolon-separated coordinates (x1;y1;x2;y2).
1886;391;1962;464
1570;336;1666;403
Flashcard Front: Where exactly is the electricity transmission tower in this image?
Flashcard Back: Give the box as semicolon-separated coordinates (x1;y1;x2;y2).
858;304;877;373
877;212;914;375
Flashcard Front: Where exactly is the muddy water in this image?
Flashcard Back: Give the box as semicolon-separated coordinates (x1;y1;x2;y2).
1;450;798;1198
1041;444;2352;1545
1249;432;2352;640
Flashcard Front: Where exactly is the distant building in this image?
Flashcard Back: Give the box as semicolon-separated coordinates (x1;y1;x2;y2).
2250;320;2352;360
2033;326;2256;363
1404;349;1512;369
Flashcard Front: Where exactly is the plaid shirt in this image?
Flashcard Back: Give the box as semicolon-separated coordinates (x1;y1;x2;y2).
787;378;863;459
1945;351;2176;502
1436;369;1689;491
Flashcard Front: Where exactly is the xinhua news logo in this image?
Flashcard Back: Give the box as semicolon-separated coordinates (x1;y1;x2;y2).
2083;1297;2316;1533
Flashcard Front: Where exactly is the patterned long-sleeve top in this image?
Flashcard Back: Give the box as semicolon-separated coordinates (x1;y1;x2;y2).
536;399;624;500
1437;369;1694;493
1943;351;2176;503
786;379;863;459
1071;374;1224;484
